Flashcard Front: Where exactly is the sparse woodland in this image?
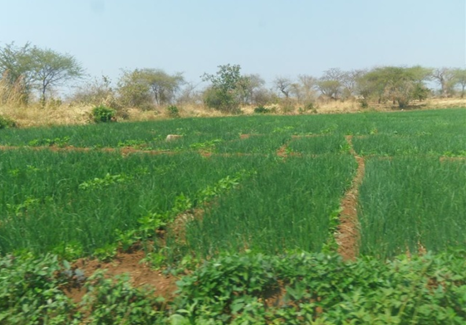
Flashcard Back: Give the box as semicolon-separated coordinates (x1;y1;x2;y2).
2;42;466;127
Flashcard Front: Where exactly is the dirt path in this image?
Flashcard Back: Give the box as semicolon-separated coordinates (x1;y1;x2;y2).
336;136;365;261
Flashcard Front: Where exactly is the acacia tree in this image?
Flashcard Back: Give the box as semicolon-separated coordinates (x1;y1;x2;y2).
30;47;84;105
116;68;184;109
0;43;84;105
357;66;432;108
137;69;184;106
317;68;345;100
274;77;292;98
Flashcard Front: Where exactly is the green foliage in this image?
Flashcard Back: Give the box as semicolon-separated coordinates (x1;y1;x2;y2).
0;252;465;324
82;271;166;324
27;136;70;147
0;254;80;324
91;105;116;123
78;173;133;191
173;251;466;324
0;115;16;129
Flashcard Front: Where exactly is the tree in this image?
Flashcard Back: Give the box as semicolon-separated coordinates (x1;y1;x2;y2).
137;69;184;106
116;68;184;109
273;77;292;98
341;70;366;100
30;47;84;105
0;42;35;104
453;68;466;98
357;66;432;108
202;64;248;112
297;74;318;103
239;73;265;105
117;69;153;109
431;68;455;97
317;68;345;100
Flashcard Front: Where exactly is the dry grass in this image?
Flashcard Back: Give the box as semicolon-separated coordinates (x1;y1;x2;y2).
1;97;465;128
0;104;93;127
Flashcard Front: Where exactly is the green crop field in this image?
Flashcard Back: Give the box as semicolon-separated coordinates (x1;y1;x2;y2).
0;108;466;323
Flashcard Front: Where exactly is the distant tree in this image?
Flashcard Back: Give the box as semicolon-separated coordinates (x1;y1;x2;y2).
431;68;455;97
317;68;345;100
137;69;184;106
453;68;466;98
357;66;432;108
30;47;84;105
274;77;292;98
297;74;318;103
177;82;202;105
71;75;116;106
239;73;265;105
0;42;35;103
117;69;153;109
341;69;366;100
202;64;248;112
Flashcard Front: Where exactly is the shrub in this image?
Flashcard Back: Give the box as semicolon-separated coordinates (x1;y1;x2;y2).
91;105;116;123
203;87;241;113
253;106;271;114
166;105;180;118
0;115;16;129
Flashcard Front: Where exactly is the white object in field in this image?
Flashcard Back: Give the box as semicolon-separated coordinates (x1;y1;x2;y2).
166;134;183;141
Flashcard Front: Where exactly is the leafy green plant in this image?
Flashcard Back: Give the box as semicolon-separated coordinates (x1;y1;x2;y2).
81;271;166;324
0;254;81;324
78;173;133;191
28;136;70;147
172;251;466;324
93;243;118;262
91;105;116;123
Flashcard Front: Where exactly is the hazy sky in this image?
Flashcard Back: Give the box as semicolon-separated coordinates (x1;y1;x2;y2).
1;0;465;88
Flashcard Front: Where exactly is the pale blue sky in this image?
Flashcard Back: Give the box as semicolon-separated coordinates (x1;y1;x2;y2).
1;0;465;88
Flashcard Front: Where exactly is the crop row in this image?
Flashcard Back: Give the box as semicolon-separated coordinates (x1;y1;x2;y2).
0;149;264;256
358;157;466;258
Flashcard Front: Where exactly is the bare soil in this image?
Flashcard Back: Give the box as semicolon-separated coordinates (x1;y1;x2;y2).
67;250;178;303
336;136;365;261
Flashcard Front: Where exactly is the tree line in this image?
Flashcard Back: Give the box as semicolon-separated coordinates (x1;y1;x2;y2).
2;42;466;113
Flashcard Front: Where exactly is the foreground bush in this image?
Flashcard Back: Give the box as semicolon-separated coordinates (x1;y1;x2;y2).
173;252;466;324
1;252;465;324
91;105;116;123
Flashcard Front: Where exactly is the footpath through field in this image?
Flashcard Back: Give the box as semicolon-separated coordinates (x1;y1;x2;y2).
336;136;365;260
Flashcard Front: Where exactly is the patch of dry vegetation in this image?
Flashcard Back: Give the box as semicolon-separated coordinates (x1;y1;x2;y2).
1;97;466;128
